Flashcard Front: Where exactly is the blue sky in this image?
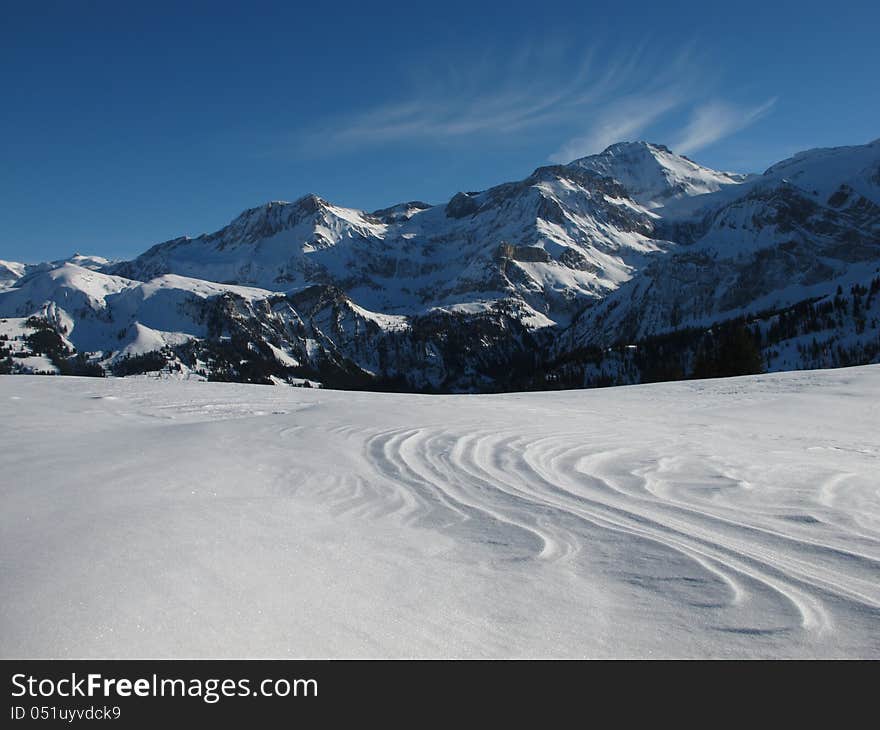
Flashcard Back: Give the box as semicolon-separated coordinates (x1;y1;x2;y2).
2;0;878;263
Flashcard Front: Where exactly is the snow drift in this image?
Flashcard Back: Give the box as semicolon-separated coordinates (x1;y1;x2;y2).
1;367;878;658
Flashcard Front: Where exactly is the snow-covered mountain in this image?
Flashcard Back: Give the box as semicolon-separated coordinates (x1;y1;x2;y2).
110;161;671;325
0;253;112;290
554;139;880;385
0;260;27;288
2;139;878;390
568;141;749;208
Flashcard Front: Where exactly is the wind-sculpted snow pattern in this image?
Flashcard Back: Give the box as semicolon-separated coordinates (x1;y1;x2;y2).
2;367;879;657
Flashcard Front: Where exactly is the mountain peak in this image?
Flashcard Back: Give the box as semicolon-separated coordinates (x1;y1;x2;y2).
599;140;671;156
568;140;745;207
221;194;332;240
759;138;880;205
371;200;432;223
294;193;327;212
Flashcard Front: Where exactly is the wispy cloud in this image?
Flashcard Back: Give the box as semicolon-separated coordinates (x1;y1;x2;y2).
309;42;606;148
673;98;777;155
547;90;683;163
297;38;775;164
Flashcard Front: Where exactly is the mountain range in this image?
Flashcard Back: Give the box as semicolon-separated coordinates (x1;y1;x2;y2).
2;139;878;391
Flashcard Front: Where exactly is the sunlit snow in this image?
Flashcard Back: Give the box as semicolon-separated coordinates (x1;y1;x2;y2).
1;367;878;658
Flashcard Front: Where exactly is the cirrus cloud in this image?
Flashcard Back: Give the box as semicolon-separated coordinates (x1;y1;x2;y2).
673;98;778;155
296;37;776;165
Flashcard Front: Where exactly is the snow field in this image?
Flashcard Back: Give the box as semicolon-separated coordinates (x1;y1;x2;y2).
1;367;878;657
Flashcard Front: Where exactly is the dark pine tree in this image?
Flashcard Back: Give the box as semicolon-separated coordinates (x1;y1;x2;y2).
692;324;764;379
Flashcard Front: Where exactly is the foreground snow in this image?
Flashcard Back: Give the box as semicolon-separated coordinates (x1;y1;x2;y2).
1;368;878;658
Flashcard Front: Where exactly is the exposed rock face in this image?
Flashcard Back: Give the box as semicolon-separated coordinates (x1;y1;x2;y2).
444;192;480;219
